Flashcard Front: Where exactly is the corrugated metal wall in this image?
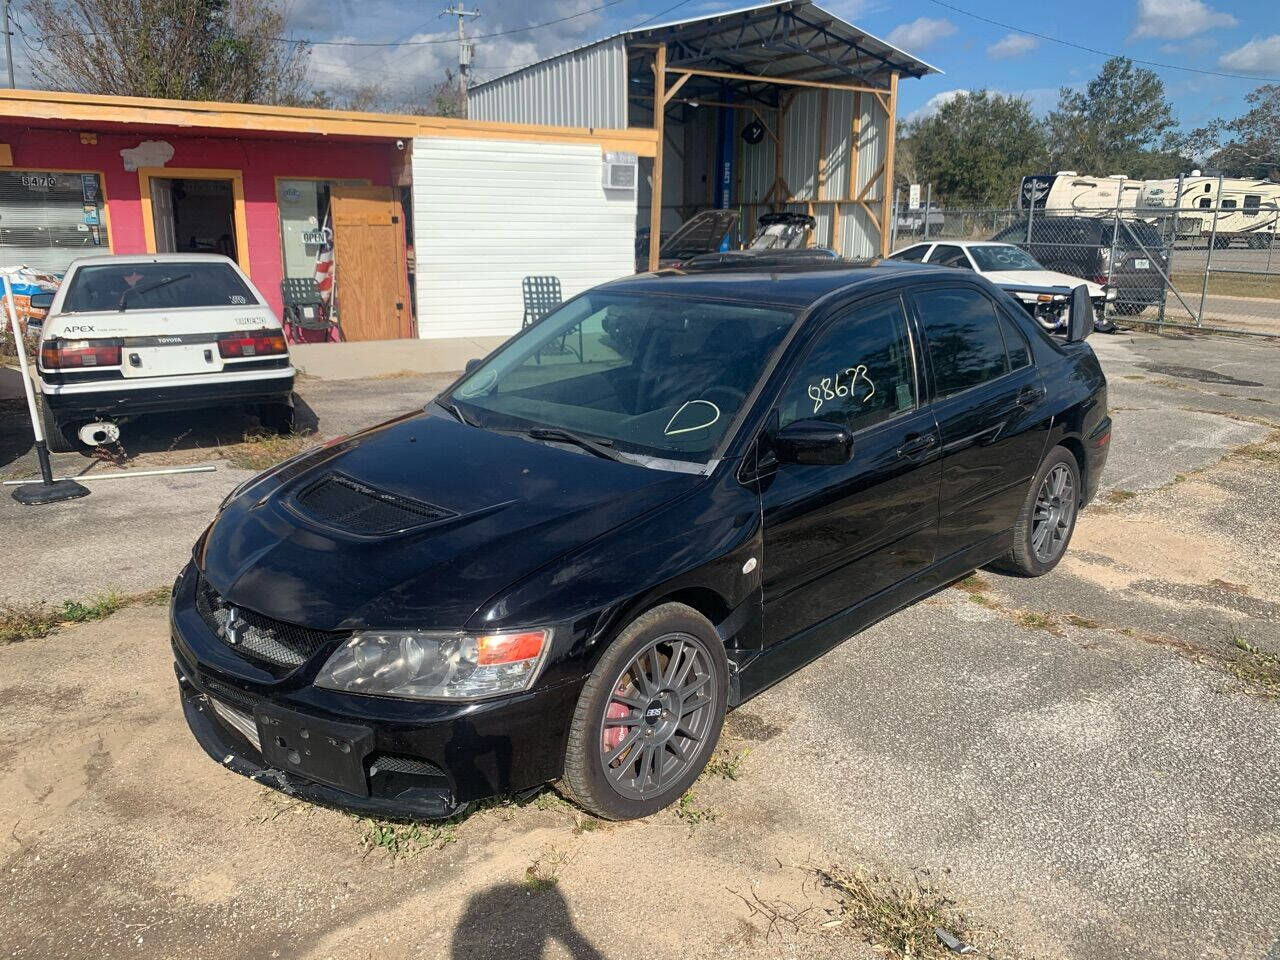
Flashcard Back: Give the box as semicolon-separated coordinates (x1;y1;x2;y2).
411;137;636;339
468;39;629;129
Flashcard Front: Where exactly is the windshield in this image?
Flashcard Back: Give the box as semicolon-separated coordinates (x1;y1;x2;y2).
61;262;259;313
448;291;796;465
968;245;1043;271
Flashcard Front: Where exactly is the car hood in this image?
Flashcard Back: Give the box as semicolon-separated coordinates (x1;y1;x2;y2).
200;410;702;632
983;268;1105;298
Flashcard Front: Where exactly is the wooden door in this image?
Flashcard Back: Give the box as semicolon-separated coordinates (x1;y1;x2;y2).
330;186;410;341
150;178;177;252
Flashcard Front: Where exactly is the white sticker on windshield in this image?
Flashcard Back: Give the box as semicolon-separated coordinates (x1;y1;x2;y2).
457;368;497;398
664;400;721;436
807;365;875;415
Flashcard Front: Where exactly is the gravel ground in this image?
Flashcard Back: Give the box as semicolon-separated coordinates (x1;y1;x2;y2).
1;330;1278;960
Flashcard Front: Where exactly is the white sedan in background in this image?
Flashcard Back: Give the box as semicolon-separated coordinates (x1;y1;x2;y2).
889;240;1116;331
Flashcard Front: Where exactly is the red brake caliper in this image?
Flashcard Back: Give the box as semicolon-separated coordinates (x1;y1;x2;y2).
602;680;632;753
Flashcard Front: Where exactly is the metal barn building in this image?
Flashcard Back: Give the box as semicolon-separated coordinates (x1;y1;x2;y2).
471;0;938;267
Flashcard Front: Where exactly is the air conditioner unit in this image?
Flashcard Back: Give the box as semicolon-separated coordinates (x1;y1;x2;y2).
603;151;638;193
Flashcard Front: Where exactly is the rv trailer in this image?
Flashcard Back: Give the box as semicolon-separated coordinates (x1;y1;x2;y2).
1140;176;1279;249
1019;172;1143;215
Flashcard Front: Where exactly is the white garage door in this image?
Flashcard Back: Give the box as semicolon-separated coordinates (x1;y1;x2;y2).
411;137;637;340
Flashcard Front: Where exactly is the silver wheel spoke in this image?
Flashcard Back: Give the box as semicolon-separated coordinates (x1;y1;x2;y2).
604;726;644;766
661;640;685;687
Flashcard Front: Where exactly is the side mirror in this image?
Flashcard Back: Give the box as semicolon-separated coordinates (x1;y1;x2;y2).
464;358;483;374
29;292;54;310
774;419;854;466
1066;284;1093;342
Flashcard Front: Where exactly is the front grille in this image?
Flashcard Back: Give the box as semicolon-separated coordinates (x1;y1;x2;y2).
369;754;446;777
293;472;454;535
195;574;347;669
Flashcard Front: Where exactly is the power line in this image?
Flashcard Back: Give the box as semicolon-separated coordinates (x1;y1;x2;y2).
629;0;698;30
276;0;627;47
924;0;1280;83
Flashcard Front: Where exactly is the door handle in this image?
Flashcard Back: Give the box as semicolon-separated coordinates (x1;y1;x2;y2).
1016;384;1046;407
896;433;937;458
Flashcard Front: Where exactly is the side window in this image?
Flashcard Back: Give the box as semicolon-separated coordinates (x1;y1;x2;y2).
891;245;929;262
915;287;1009;396
1198;197;1212;209
1221;199;1237;210
928;244;971;269
1244;194;1262;211
998;307;1032;370
777;297;917;434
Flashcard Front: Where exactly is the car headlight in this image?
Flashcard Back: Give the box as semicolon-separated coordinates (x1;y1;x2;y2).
314;628;551;700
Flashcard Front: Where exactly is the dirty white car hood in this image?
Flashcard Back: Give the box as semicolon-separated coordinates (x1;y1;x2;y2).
981;269;1105;298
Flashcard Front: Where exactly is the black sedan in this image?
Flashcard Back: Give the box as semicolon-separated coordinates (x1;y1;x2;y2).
172;261;1111;821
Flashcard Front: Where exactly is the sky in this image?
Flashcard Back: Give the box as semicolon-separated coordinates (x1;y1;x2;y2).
5;0;1278;130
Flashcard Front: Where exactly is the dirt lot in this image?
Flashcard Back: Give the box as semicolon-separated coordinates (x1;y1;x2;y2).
2;332;1279;960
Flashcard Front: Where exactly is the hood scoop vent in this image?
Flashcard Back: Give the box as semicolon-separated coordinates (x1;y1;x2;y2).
292;471;456;535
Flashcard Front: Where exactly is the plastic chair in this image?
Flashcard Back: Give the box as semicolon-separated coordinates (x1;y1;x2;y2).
281;278;343;344
521;276;562;328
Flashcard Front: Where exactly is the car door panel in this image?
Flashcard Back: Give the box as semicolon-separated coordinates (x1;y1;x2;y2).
755;294;941;648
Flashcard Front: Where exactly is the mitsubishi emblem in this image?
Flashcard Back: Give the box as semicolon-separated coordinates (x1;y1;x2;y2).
224;606;247;645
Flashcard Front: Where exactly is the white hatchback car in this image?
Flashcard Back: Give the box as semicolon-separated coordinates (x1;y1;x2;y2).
32;253;295;451
889;240;1115;331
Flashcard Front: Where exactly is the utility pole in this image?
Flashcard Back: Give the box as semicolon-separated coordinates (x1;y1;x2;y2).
2;0;16;89
440;4;480;115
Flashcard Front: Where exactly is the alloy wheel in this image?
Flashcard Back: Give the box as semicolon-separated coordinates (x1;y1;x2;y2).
1032;463;1076;563
597;633;717;801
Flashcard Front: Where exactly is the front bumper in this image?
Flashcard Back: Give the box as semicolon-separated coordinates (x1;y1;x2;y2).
170;565;583;818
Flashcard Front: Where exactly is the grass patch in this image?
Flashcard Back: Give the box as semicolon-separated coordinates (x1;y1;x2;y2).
223;430;316;472
1171;271;1280;300
0;586;170;645
1016;610;1060;633
815;865;980;959
1063;614;1102;629
674;789;717;827
522;850;569;890
1231;429;1280;466
1107;489;1138;504
1227;636;1280;699
357;817;457;860
952;574;999;609
702;747;749;781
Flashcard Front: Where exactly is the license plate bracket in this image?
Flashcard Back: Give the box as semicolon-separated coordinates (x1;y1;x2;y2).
255;704;373;796
1134;258;1150;269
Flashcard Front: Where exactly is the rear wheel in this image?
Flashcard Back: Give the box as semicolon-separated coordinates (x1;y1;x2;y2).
258;398;295;435
991;445;1081;577
560;603;728;820
38;397;76;453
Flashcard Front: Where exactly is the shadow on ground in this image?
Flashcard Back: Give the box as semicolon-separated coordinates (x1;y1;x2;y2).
450;882;605;960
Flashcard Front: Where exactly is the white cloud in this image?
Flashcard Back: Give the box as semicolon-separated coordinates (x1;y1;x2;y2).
1131;0;1236;41
1220;34;1280;73
987;33;1038;59
886;17;957;52
906;88;967;122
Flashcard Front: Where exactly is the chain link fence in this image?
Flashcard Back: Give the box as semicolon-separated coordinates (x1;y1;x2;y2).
890;200;1280;337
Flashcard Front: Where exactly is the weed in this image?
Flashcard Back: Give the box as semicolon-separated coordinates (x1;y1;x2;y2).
1016;611;1060;633
0;587;169;645
1107;489;1138;504
702;747;749;781
952;573;991;596
223;430;316;472
357;817;456;860
815;865;979;960
571;814;605;835
533;789;570;812
1121;374;1147;380
1227;635;1280;699
523;850;569;890
674;789;717;827
1063;614;1102;629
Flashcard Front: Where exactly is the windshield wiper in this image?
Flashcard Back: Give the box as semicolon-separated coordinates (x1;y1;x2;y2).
525;426;623;462
118;273;191;311
436;398;476;426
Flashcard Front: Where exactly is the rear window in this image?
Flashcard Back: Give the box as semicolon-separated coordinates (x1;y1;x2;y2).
62;261;259;313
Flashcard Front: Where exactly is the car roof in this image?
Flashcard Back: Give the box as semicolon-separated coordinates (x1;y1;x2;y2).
65;253;239;269
599;260;957;308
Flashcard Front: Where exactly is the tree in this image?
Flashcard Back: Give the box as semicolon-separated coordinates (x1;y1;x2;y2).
901;90;1048;206
312;71;467;117
1183;84;1280;180
1046;57;1185;177
25;0;310;105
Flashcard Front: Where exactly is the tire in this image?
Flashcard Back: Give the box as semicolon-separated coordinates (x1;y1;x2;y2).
258;398;295;435
559;602;728;821
38;396;77;453
990;445;1082;577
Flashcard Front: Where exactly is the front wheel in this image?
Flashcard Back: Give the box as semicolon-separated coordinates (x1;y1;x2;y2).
559;603;728;820
991;446;1081;577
